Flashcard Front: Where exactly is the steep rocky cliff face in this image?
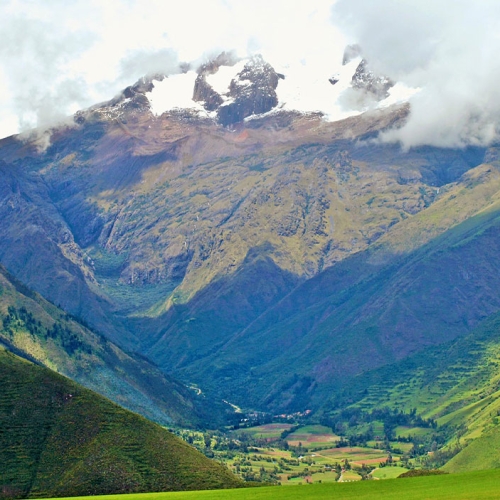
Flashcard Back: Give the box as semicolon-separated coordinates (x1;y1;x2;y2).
193;52;237;111
216;55;282;126
339;45;395;101
193;54;282;126
351;59;394;100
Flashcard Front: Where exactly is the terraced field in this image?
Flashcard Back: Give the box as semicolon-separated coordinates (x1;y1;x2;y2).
0;349;242;498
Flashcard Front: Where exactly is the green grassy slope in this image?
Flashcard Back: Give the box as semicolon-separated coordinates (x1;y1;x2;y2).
143;247;300;371
315;307;500;471
0;264;222;428
0;348;243;499
323;310;500;421
131;159;497;408
47;469;500;500
443;426;500;473
168;171;500;411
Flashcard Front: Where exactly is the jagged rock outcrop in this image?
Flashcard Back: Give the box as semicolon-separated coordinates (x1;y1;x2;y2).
75;75;165;124
193;77;224;111
192;53;282;126
193;52;239;111
351;59;394;100
117;74;167;110
341;45;394;101
329;74;340;85
217;55;282;126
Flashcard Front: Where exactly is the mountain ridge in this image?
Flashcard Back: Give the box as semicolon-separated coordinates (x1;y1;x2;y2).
0;52;498;426
0;347;243;498
0;263;227;428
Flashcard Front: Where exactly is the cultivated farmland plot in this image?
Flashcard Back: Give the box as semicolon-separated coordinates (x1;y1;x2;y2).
213;424;409;485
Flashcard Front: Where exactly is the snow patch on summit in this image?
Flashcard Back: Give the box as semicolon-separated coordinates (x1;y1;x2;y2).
273;57;363;121
145;54;420;122
378;83;420;108
206;60;247;95
147;72;208;116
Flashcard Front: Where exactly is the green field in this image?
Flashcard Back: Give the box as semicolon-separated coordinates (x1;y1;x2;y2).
286;425;340;449
394;426;432;439
319;446;387;463
235;424;293;439
339;470;362;482
234;424;339;447
49;469;500;499
371;466;408;479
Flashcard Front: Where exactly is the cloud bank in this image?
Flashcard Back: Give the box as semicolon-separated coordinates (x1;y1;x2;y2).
0;0;341;139
333;0;500;148
1;0;500;150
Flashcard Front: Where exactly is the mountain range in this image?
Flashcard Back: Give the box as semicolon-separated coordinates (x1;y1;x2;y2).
1;49;500;473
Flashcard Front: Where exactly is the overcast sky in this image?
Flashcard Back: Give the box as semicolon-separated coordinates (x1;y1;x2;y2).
1;0;500;148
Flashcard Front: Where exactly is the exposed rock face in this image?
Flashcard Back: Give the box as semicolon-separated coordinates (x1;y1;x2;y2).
217;55;281;126
75;75;166;124
114;75;166;111
193;76;224;111
198;51;239;75
351;59;394;100
124;74;163;97
329;74;340;85
341;44;394;101
193;53;281;127
193;52;238;111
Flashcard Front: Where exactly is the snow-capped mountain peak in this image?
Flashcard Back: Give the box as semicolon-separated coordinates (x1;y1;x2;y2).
145;49;419;127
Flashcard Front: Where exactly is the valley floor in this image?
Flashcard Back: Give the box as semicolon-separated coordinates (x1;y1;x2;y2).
175;422;440;485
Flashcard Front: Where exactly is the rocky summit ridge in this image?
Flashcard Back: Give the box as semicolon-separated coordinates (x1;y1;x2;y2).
195;54;283;126
96;47;405;128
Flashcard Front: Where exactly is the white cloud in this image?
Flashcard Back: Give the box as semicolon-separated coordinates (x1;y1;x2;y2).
0;0;343;139
333;0;500;148
3;0;498;149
